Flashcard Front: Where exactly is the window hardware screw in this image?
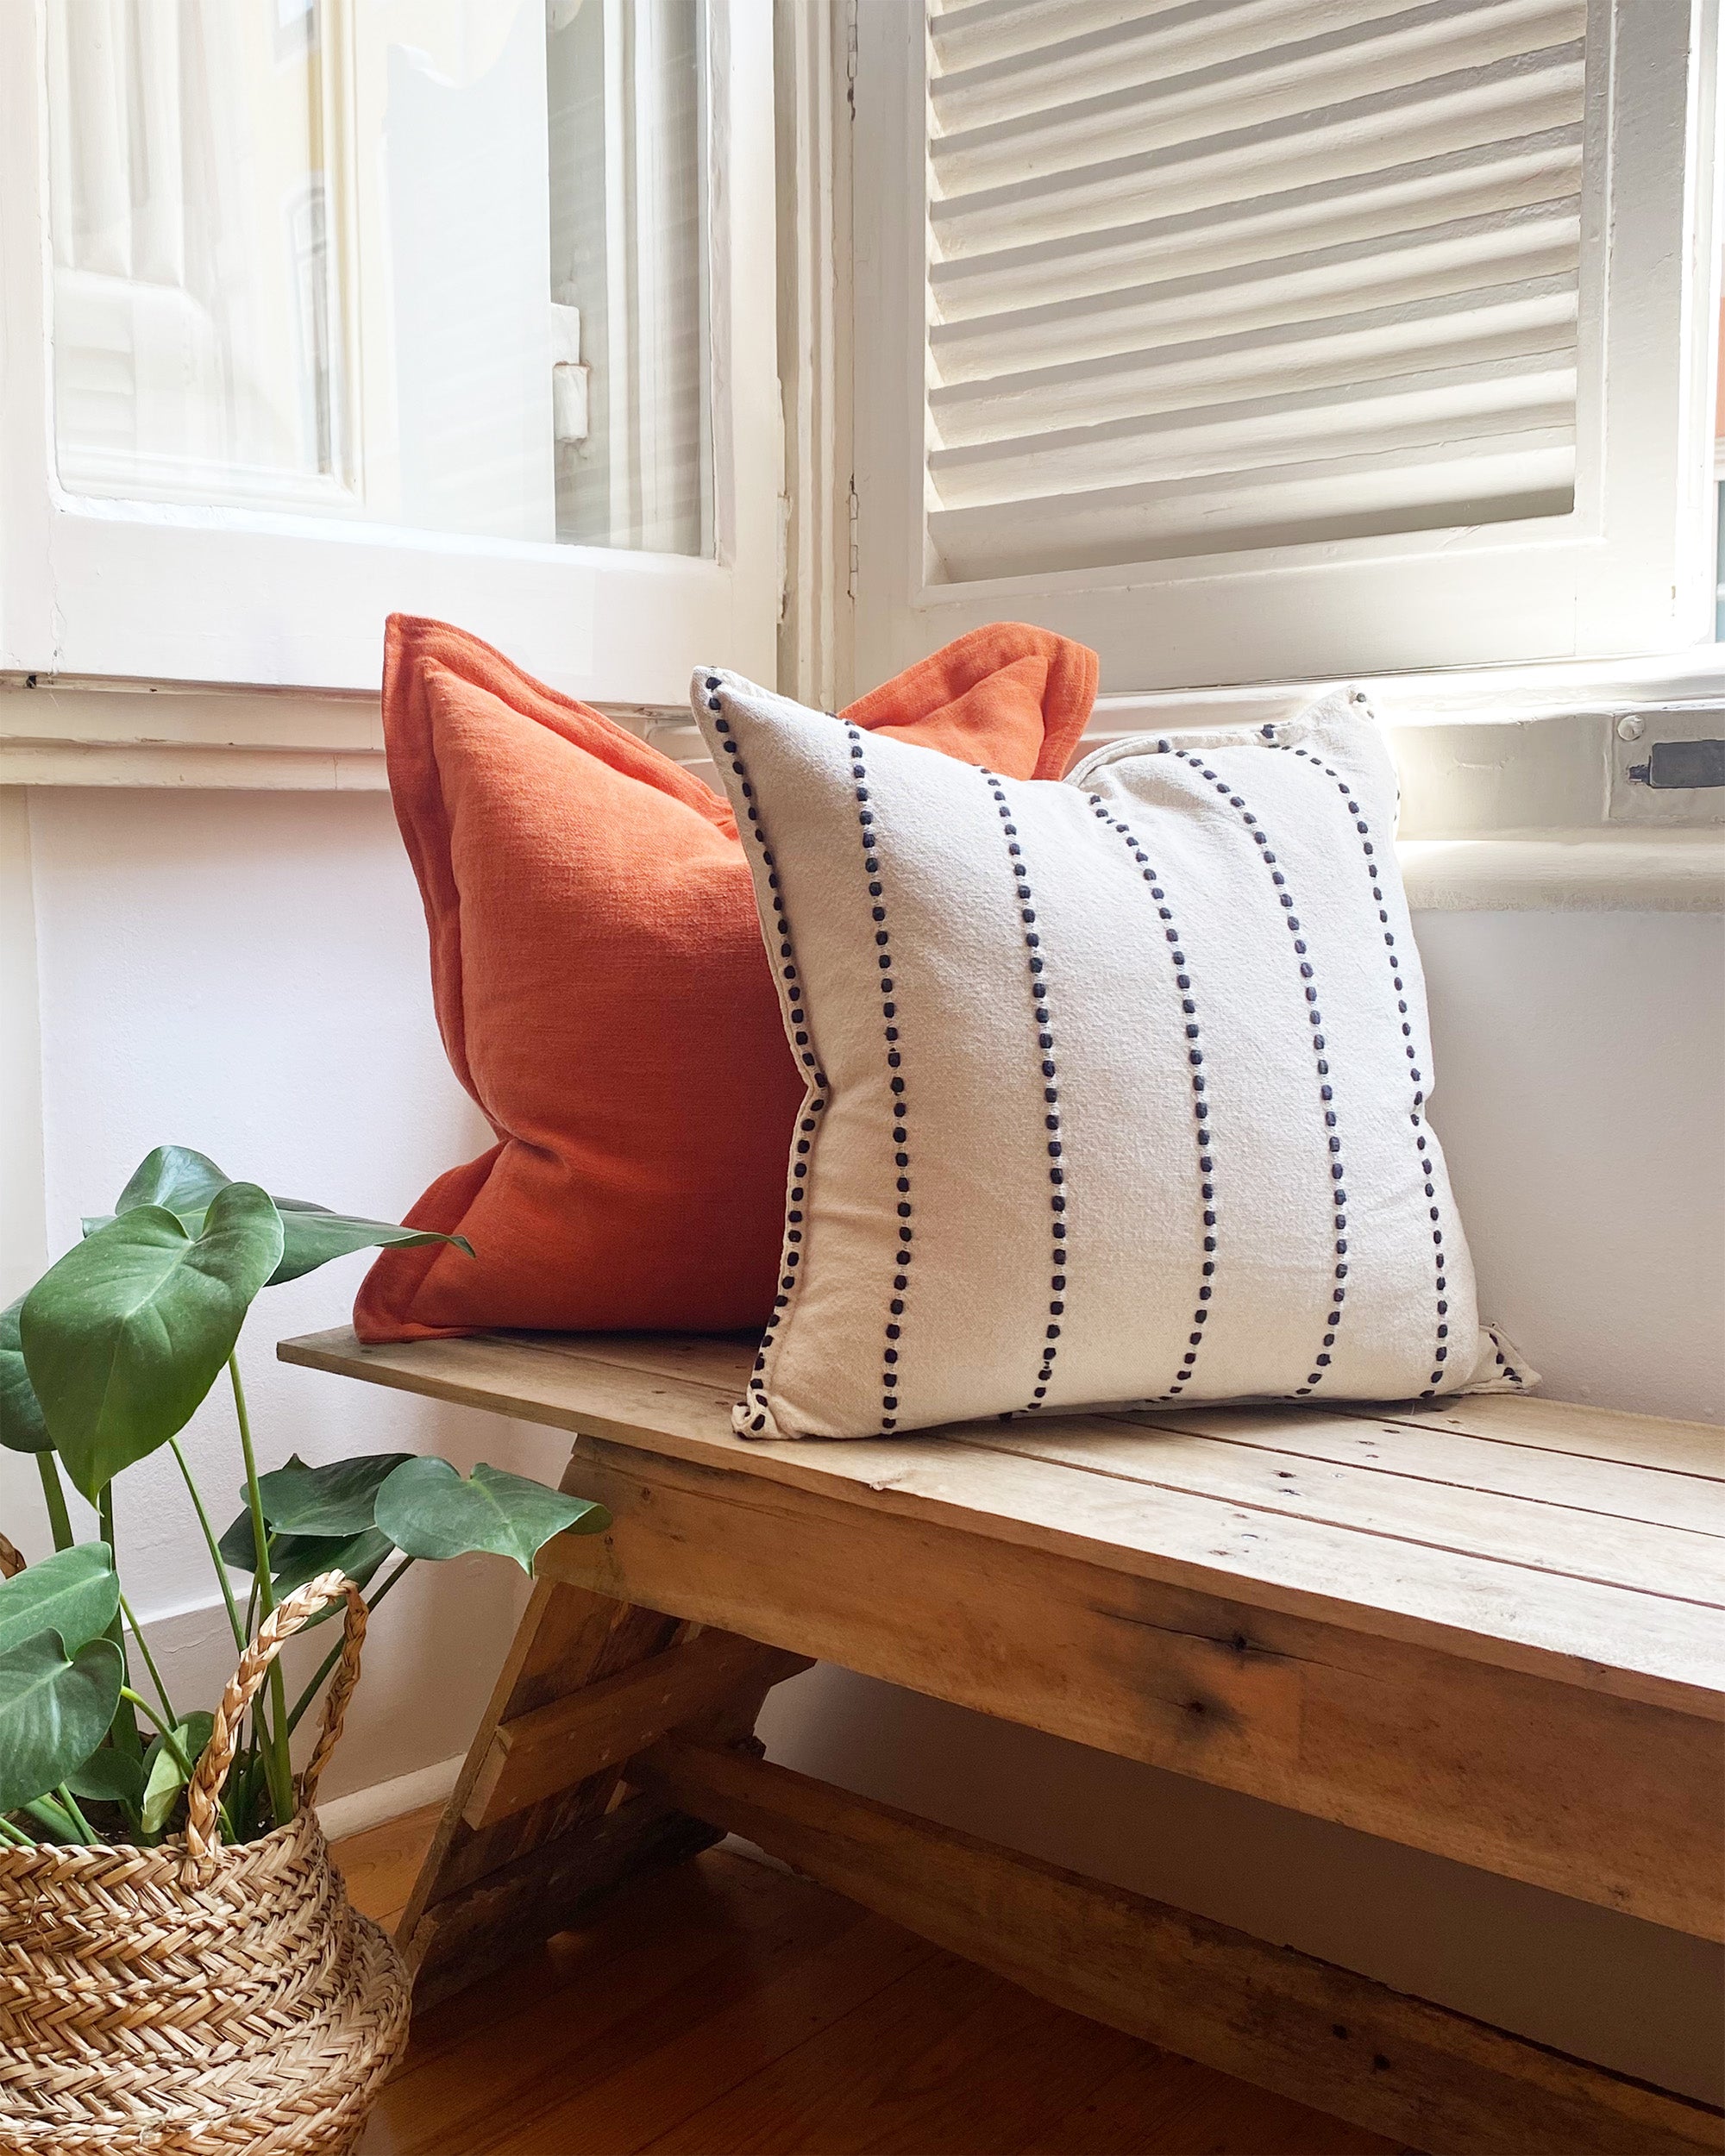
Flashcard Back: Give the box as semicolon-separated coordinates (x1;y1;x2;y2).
1615;714;1645;742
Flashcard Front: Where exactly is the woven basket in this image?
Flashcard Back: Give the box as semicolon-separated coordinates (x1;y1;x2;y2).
0;1570;412;2155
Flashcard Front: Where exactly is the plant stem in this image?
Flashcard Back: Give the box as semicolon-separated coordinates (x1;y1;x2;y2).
230;1356;293;1827
119;1686;180;1749
121;1688;235;1842
34;1451;73;1551
169;1436;246;1652
117;1592;178;1729
54;1785;97;1843
22;1796;81;1844
286;1556;414;1734
0;1816;31;1847
97;1488;141;1764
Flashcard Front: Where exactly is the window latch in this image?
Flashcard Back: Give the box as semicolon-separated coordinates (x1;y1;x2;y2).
1625;739;1725;789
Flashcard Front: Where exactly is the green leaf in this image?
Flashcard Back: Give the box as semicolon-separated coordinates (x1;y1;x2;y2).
0;1543;118;1658
64;1744;145;1808
267;1200;472;1287
139;1710;215;1835
86;1149;469;1288
21;1186;286;1503
0;1632;123;1814
217;1498;394;1607
84;1146;237;1240
116;1145;235;1223
216;1502;263;1573
374;1458;609;1573
0;1297;52;1454
90;1190;471;1288
256;1451;413;1535
270;1525;394;1601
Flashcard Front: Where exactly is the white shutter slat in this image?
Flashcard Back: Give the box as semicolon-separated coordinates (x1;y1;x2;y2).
929;133;1584;320
930;1;1585;185
929;48;1585;255
928;429;1577;580
930;206;1581;379
931;284;1577;443
853;0;1713;686
921;0;1588;585
930;0;1568;82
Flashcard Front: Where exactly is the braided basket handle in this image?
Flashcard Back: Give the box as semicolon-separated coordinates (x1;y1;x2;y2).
184;1570;367;1861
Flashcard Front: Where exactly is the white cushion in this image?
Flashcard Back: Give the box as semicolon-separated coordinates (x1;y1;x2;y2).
692;667;1534;1440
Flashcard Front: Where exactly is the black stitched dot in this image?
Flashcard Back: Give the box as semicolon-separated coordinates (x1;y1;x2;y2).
1090;793;1216;1400
1172;749;1348;1397
987;772;1069;1413
1271;736;1458;1397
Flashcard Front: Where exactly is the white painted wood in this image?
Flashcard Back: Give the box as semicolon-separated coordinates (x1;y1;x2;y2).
1398;830;1725;909
853;0;1720;689
774;0;853;711
0;789;54;1561
316;1752;464;1843
0;0;780;700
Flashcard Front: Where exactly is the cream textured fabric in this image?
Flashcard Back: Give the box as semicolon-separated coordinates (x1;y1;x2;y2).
692;667;1534;1440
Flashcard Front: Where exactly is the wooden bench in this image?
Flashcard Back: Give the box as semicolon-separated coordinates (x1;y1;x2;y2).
280;1325;1725;2156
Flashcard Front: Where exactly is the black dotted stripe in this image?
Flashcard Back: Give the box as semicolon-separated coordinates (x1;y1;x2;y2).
1086;796;1215;1399
1165;745;1347;1398
983;772;1066;1412
1272;715;1452;1396
846;726;909;1432
1487;1331;1525;1387
704;674;828;1435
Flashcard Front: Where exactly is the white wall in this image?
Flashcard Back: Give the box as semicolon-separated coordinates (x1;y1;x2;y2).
3;785;568;1799
4;784;1721;2097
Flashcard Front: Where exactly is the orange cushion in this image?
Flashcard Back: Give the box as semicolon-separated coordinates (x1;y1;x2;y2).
354;616;1099;1341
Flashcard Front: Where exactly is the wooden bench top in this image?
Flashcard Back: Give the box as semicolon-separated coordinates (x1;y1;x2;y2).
281;1326;1724;1722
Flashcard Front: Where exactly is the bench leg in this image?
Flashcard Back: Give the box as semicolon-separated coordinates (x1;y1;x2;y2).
393;1540;805;2008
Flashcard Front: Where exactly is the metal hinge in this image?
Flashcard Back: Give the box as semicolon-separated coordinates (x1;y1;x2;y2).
847;477;860;599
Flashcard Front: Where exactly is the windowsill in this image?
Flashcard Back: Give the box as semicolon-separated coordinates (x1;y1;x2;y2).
0;676;682;790
4;667;1722;912
1399;830;1725;912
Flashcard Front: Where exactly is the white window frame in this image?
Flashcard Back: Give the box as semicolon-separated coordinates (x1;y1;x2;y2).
850;0;1722;699
0;0;780;704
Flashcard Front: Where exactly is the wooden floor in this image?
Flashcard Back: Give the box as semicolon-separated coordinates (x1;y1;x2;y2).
342;1807;1408;2156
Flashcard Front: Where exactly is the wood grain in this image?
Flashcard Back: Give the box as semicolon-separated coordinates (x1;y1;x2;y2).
544;1443;1724;1938
1342;1394;1725;1478
402;1789;719;2012
977;1415;1724;1603
1116;1404;1725;1536
342;1831;1399;2156
463;1629;810;1828
287;1322;1725;2146
327;1801;444;1933
279;1327;1725;1712
636;1739;1725;2156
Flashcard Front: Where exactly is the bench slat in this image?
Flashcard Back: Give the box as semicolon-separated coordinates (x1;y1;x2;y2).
279;1328;1725;1714
968;1420;1725;1603
1116;1407;1725;1534
1340;1395;1725;1479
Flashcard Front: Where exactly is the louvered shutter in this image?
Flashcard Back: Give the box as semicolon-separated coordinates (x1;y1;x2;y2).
851;0;1717;692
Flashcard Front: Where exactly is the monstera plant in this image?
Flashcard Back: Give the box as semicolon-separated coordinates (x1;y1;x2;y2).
0;1147;607;1847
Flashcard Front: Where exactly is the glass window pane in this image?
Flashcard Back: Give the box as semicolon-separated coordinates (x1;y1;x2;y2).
47;0;342;511
46;0;711;556
548;0;708;554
